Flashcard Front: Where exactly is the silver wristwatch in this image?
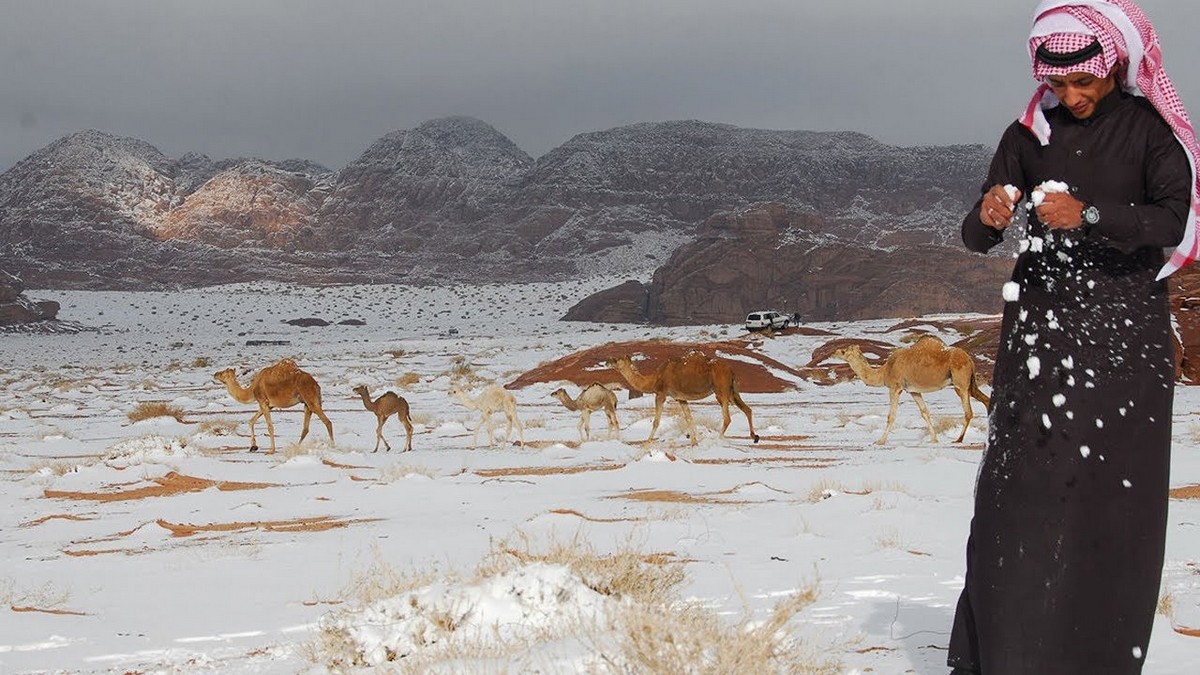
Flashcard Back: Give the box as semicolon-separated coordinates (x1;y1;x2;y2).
1081;203;1100;226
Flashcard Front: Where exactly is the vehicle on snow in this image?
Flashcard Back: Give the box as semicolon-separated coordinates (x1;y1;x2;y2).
745;311;789;331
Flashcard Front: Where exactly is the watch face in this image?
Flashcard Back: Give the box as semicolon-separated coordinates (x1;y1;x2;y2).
1083;205;1100;225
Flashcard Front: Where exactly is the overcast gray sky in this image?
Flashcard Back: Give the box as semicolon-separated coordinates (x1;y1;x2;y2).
2;0;1197;172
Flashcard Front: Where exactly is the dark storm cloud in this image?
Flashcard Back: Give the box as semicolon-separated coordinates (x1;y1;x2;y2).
1;0;1197;172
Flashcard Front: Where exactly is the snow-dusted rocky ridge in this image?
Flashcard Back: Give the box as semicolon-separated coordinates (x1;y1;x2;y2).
0;118;992;296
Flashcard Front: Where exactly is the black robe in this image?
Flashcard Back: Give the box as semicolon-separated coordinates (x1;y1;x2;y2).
948;90;1191;674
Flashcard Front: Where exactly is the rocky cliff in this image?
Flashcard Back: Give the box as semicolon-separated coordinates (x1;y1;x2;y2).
564;203;1014;325
0;118;993;291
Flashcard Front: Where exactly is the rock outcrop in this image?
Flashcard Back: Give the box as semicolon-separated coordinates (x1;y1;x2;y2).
567;203;1014;325
0;271;59;325
0;119;994;289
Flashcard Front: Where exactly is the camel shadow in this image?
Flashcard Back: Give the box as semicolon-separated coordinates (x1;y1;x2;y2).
862;598;955;675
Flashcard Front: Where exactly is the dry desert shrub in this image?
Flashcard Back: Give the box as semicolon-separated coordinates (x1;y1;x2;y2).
873;527;905;550
395;372;420;388
196;419;238;436
127;401;186;423
1157;592;1175;618
312;531;838;674
410;410;436;427
377;463;435;483
192;356;212;369
0;577;72;611
804;479;850;503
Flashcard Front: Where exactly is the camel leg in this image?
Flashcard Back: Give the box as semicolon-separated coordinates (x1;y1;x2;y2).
605;406;620;439
487;412;501;448
501;411;513;446
246;410;263;452
716;395;733;438
399;413;413;452
678;400;698;446
647;393;666;442
299;408;313;444
314;408;333;444
513;411;525;448
261;405;278;455
910;392;938;443
877;388;901;445
579;411;590;443
374;417;390;452
731;390;760;443
469;414;481;449
953;385;973;444
969;375;991;411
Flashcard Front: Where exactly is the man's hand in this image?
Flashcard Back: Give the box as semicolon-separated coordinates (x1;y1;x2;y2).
980;185;1020;230
1035;192;1086;230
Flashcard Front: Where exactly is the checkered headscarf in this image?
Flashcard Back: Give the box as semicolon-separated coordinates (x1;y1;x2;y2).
1019;0;1200;279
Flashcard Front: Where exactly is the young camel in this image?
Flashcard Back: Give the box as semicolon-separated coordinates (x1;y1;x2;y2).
212;358;334;454
352;385;414;453
550;383;620;442
606;352;759;446
831;336;991;445
449;384;524;449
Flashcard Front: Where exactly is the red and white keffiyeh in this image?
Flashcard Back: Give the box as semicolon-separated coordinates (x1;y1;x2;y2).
1019;0;1200;279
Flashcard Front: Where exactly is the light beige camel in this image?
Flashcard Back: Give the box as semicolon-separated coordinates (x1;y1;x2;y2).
212;358;334;454
450;384;524;449
550;383;620;442
353;385;414;453
606;352;759;446
831;336;991;445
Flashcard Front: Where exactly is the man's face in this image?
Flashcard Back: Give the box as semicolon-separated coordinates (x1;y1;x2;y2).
1045;71;1117;119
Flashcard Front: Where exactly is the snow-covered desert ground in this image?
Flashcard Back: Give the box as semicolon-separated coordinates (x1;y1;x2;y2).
2;278;1199;674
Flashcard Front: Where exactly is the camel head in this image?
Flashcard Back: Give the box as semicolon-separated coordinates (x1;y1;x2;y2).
605;355;636;374
351;384;369;396
830;345;862;362
549;387;568;399
212;368;238;385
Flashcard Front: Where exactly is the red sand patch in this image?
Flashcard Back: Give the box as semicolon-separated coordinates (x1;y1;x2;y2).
43;471;275;502
10;605;88;616
475;463;624;478
322;458;372;470
62;547;144;557
548;508;644;523
1170;484;1200;499
1174;624;1200;638
22;513;96;527
507;339;803;393
155;516;382;537
608;489;750;505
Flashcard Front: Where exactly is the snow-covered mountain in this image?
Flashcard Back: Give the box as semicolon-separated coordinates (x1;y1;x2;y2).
0;118;993;297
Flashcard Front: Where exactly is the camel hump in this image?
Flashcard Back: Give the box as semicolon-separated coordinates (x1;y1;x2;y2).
910;334;947;349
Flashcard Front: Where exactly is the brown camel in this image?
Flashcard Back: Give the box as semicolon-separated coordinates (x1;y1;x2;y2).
550;383;620;442
606;352;759;446
831;336;991;445
352;385;414;453
449;383;524;449
212;358;334;454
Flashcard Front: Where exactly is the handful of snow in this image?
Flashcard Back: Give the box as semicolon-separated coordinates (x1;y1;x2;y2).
1030;180;1069;207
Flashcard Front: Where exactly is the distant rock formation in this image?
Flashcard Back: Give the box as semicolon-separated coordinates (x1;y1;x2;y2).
0;118;993;291
0;270;59;325
566;203;1015;325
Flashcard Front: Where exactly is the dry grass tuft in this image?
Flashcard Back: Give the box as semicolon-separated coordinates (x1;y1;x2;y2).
127;401;186;423
192;356;212;369
1158;591;1175;618
196;419;238;436
395;372;420;388
311;532;838;673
